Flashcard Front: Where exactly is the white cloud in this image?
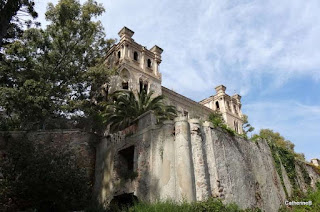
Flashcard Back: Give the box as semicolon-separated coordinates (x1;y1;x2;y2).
106;0;319;95
243;101;320;160
34;0;320;160
37;0;320;96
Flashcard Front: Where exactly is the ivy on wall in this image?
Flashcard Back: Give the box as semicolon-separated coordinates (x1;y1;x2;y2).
268;141;312;198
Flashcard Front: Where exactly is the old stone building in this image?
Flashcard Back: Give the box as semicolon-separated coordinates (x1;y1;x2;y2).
92;27;320;212
93;110;320;212
105;26;243;134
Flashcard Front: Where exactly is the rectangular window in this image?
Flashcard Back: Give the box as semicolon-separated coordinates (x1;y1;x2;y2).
122;82;129;90
119;146;135;173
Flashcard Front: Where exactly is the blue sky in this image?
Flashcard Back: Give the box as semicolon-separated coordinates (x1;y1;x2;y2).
35;0;320;160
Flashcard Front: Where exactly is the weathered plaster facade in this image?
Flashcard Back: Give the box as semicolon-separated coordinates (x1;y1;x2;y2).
105;27;244;133
91;27;320;210
106;27;162;97
93;111;319;212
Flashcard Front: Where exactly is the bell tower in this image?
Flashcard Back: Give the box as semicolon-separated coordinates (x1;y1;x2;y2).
106;27;163;96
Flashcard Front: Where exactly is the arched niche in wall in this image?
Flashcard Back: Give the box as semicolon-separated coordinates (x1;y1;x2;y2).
120;68;131;90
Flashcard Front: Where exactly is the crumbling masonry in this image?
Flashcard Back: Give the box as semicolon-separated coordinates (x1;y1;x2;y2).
105;27;244;134
93;111;320;212
92;27;320;212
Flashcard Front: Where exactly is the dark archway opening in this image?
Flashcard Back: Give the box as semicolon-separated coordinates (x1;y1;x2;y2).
134;51;138;61
143;83;148;93
215;101;220;110
119;146;135;173
109;193;138;211
139;80;143;93
122;82;129;90
147;59;152;68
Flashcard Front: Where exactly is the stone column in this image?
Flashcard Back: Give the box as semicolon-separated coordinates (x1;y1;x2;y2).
141;48;146;70
159;120;176;200
153;58;161;76
202;121;220;198
189;119;210;201
123;43;128;59
174;117;196;202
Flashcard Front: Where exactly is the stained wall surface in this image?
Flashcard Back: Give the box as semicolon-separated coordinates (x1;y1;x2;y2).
94;112;320;212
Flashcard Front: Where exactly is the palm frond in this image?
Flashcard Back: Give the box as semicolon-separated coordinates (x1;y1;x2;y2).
100;90;177;132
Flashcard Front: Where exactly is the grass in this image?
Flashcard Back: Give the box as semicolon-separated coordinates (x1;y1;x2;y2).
126;199;241;212
86;198;262;212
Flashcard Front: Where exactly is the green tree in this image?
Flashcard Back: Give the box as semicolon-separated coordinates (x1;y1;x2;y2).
101;90;177;132
208;111;225;128
253;129;295;152
0;137;91;211
0;0;38;47
242;114;254;135
0;0;115;130
208;111;236;136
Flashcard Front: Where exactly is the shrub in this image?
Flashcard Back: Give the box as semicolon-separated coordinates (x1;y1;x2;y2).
208;111;236;136
0;136;91;211
124;198;260;212
279;182;320;212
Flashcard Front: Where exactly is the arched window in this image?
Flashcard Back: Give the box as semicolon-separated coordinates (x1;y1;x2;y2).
227;101;231;111
139;79;143;93
134;51;138;61
143;82;148;93
234;105;238;115
215;101;220;110
147;59;152;68
120;68;130;90
234;121;238;133
118;51;121;59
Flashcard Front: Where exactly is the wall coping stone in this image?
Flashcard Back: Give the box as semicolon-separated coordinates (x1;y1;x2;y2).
189;118;200;124
174;117;188;122
163;120;174;125
203;121;214;128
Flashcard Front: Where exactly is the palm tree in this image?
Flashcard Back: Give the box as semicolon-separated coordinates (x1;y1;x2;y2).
101;90;177;132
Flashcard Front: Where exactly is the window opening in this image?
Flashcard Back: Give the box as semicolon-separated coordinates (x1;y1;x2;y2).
147;59;152;68
134;51;138;61
215;101;220;110
119;146;135;173
139;80;143;93
143;82;148;93
122;82;128;90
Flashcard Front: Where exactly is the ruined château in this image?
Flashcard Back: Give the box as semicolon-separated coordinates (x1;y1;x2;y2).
105;27;243;134
0;26;319;212
92;27;320;211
